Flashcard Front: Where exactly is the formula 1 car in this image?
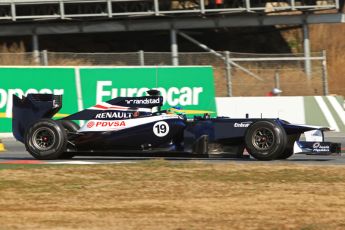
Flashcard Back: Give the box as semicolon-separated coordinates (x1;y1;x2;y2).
12;90;341;160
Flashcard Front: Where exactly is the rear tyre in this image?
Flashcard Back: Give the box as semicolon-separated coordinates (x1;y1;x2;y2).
58;120;80;159
244;120;287;161
24;119;67;160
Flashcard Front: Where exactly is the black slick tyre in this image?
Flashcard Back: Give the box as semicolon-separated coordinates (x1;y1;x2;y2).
277;134;300;159
24;119;67;160
244;120;287;161
277;148;294;160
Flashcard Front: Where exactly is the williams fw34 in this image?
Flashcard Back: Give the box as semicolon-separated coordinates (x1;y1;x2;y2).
12;90;341;160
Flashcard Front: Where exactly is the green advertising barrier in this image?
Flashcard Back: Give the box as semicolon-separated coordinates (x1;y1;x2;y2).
0;66;216;133
78;66;216;113
0;67;78;133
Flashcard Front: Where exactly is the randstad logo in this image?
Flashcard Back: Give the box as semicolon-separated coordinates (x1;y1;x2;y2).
125;98;160;105
96;81;203;106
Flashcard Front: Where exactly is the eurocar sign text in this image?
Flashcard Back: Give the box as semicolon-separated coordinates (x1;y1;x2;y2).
80;66;216;114
96;81;203;106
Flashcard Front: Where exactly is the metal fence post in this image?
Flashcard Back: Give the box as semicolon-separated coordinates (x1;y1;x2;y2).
303;21;312;79
41;50;49;66
32;33;40;65
10;2;16;21
171;29;179;66
274;70;281;96
59;0;65;19
245;0;251;12
321;50;329;96
225;51;232;97
138;50;145;66
200;0;205;14
107;0;113;18
153;0;159;16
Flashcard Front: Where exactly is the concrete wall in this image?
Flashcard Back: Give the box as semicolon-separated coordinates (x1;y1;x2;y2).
216;96;345;132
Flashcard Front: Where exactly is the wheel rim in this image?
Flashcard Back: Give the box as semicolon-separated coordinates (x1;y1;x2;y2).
252;127;275;152
32;127;56;151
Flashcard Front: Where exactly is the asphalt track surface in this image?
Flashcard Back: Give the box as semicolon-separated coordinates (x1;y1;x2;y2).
1;132;345;165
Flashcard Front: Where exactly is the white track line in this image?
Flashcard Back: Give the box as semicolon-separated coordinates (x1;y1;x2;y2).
314;96;339;131
49;161;100;164
48;161;137;165
327;96;345;125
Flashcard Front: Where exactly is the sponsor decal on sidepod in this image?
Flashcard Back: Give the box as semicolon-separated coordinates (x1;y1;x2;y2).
94;112;132;119
234;122;252;128
81;115;180;132
87;121;126;128
125;98;161;105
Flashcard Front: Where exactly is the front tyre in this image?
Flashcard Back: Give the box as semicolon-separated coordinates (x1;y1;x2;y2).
24;119;67;160
277;148;294;160
244;120;287;161
277;134;300;159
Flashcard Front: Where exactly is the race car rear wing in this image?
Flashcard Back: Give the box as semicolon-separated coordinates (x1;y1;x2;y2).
12;94;62;143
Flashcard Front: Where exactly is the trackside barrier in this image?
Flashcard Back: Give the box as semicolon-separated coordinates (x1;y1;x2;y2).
0;66;216;134
216;96;345;132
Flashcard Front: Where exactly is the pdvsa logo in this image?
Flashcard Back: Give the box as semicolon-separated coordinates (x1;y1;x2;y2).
87;121;95;128
95;121;126;127
86;121;126;128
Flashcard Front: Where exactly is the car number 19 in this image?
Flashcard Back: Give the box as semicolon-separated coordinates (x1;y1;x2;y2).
153;121;169;137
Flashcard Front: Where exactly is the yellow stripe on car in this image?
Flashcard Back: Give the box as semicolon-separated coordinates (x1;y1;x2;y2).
168;108;215;115
53;113;70;118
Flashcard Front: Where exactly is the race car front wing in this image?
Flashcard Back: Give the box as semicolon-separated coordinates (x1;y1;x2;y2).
293;129;341;155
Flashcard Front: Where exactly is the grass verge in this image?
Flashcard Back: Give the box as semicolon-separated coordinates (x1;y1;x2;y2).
1;160;345;230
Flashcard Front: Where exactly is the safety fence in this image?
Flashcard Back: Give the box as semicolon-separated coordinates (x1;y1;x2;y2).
0;0;338;21
0;50;328;97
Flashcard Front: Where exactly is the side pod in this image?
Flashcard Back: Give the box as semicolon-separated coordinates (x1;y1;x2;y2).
12;94;62;143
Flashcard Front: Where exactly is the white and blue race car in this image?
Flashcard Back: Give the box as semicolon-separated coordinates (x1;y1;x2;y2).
12;90;341;160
